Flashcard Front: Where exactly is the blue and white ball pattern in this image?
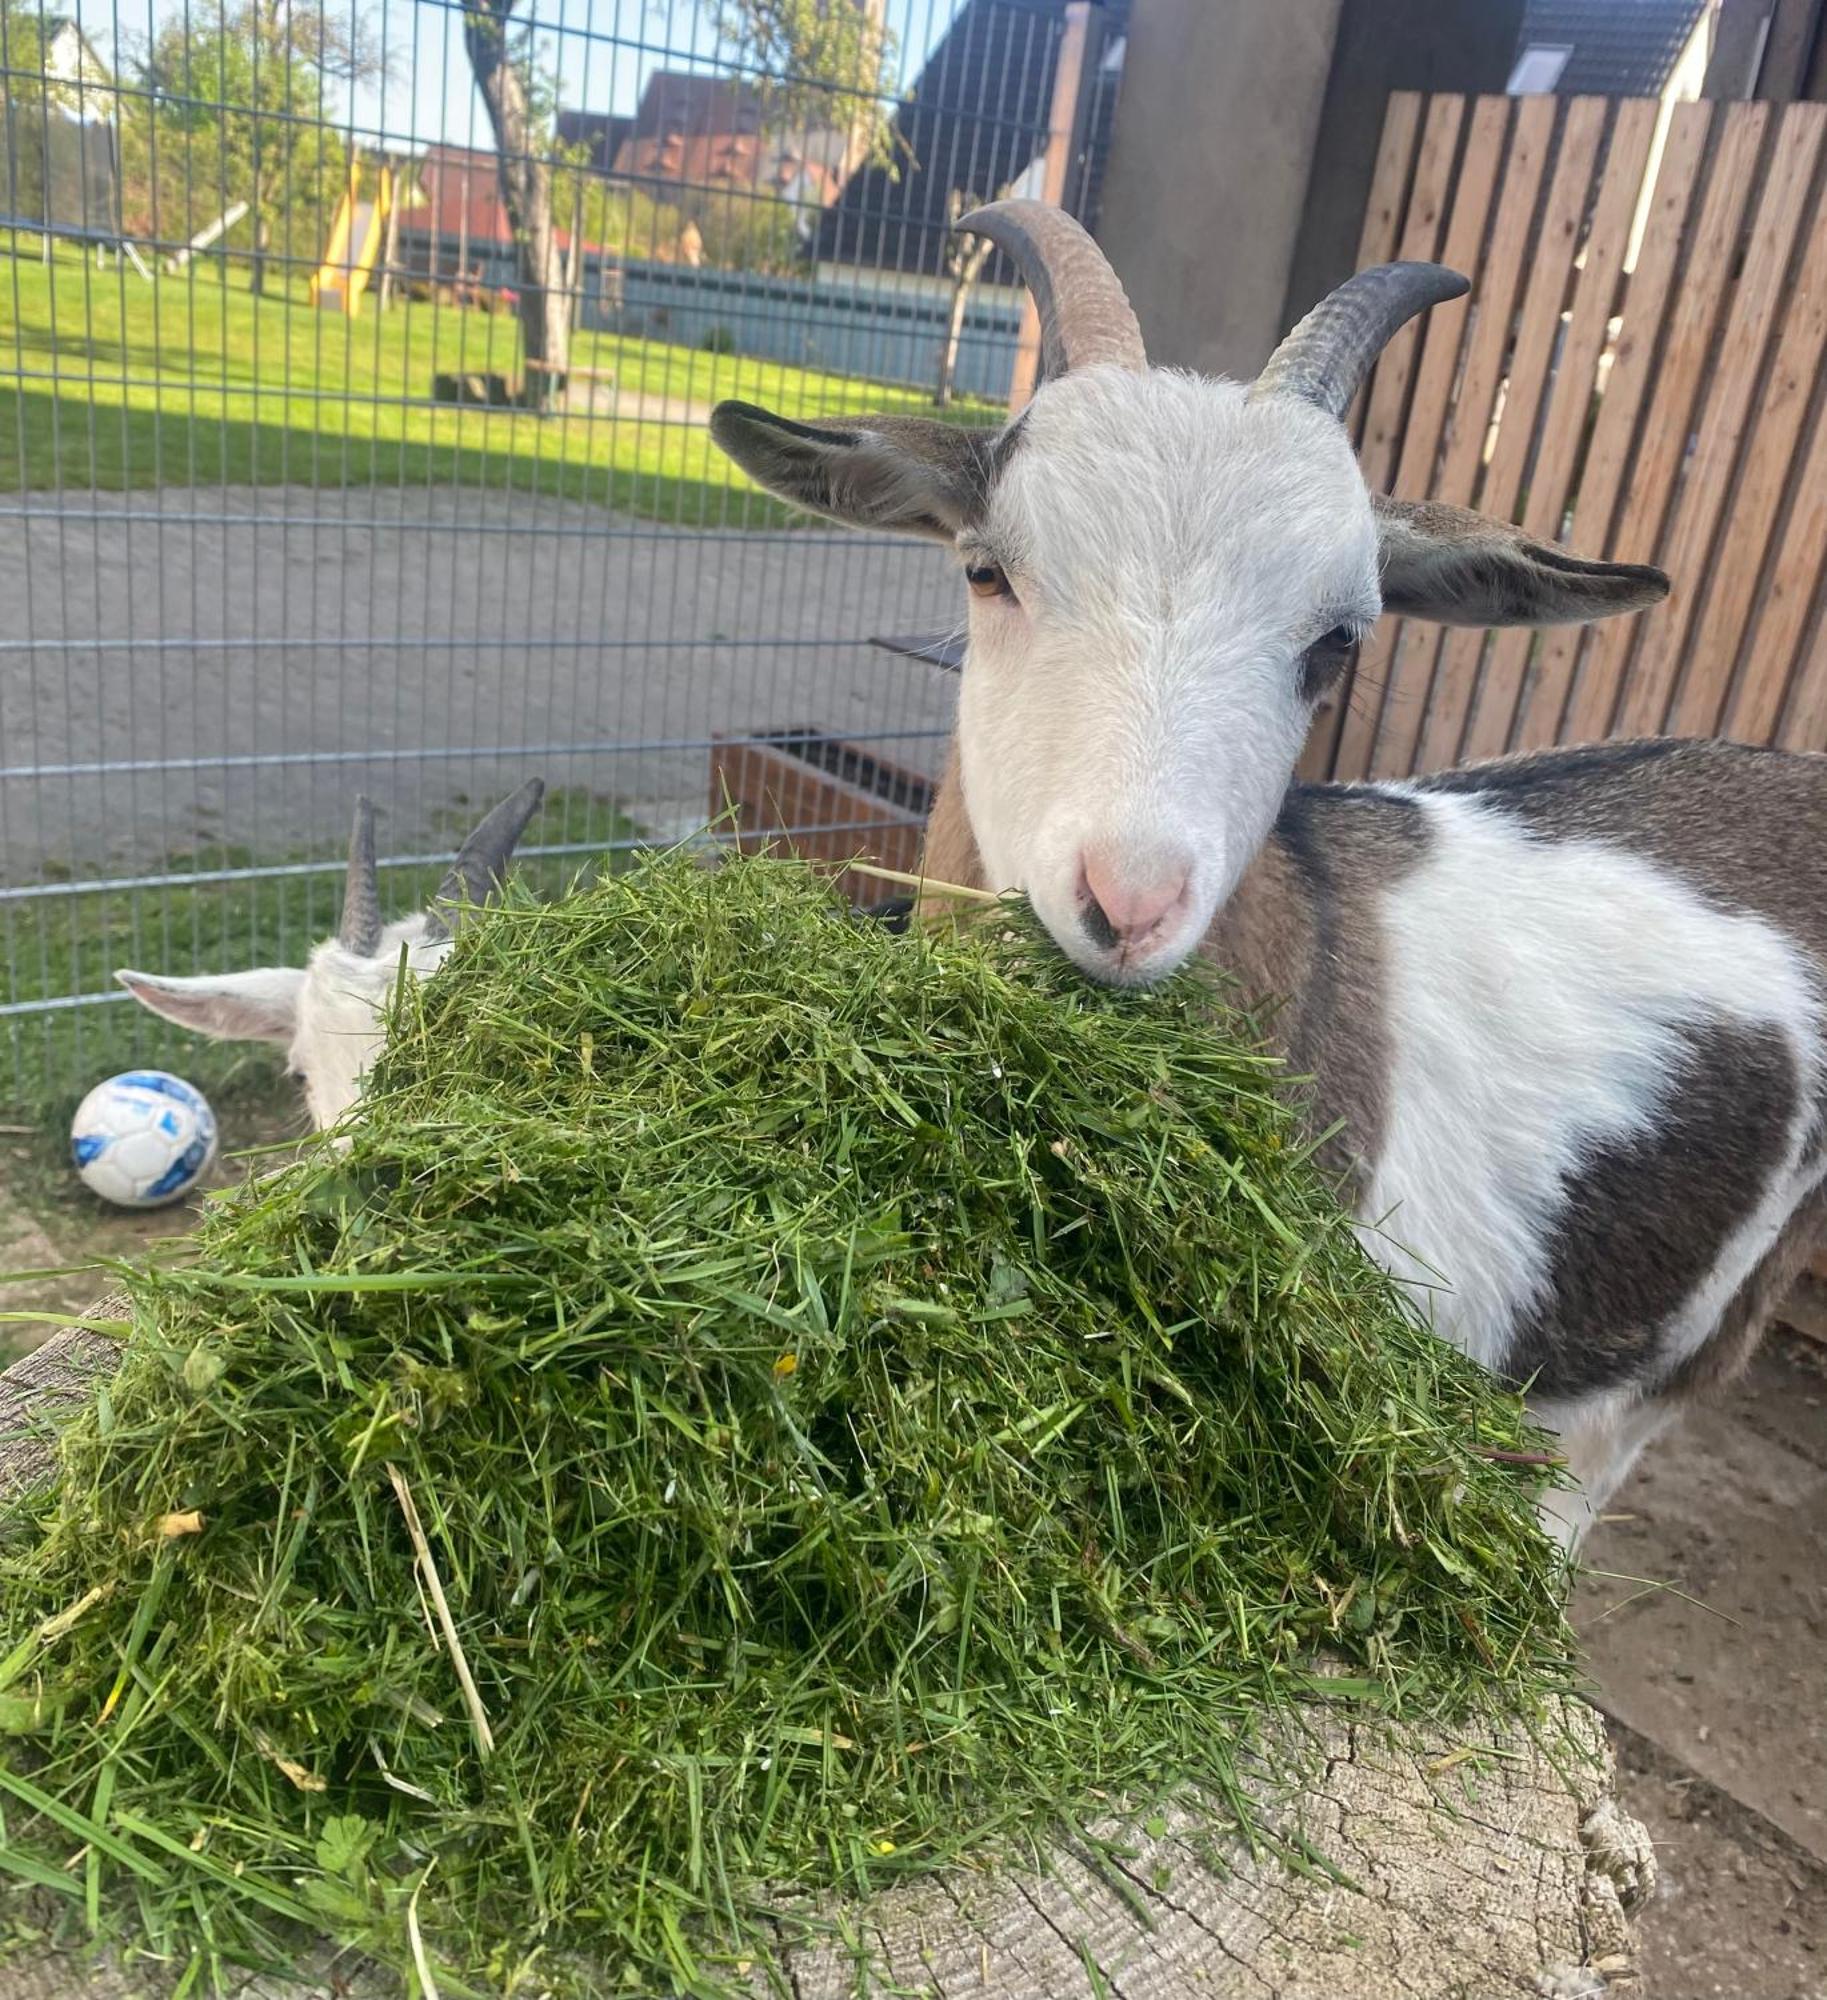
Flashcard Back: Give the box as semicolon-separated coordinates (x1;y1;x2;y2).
70;1071;218;1209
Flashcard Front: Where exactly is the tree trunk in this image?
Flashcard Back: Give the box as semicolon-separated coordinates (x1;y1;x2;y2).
250;207;272;296
0;1309;1657;2000
462;0;569;410
937;271;973;407
564;169;582;305
936;243;990;407
841;0;890;182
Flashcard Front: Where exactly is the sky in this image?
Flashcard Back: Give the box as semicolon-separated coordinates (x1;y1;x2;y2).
68;0;964;155
386;0;963;153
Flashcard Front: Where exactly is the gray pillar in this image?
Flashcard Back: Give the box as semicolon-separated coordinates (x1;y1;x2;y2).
1094;0;1524;382
1095;0;1347;380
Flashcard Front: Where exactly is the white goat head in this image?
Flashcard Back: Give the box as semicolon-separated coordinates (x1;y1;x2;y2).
116;780;545;1128
712;202;1666;986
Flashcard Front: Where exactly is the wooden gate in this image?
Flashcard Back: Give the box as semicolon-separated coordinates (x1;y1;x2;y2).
1308;91;1827;783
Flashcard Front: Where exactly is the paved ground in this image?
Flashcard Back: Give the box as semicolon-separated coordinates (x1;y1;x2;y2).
0;486;961;881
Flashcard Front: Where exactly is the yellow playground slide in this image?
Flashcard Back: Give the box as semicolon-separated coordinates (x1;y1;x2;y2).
310;157;397;318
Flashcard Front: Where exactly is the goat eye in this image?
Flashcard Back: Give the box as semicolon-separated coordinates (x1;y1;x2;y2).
965;561;1011;600
1299;625;1362;704
288;1068;308;1087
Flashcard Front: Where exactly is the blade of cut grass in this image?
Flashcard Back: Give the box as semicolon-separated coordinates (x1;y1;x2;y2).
387;1464;495;1761
838;861;1002;905
0;1766;169;1884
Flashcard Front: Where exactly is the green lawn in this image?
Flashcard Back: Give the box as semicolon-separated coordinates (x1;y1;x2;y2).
1;242;997;523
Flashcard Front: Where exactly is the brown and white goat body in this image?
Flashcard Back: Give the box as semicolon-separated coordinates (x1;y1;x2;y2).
713;201;1827;1543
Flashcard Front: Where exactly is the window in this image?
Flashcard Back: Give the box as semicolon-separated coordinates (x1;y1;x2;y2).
1507;43;1574;94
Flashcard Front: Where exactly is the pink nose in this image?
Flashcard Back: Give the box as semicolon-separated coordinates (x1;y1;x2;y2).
1079;852;1191;950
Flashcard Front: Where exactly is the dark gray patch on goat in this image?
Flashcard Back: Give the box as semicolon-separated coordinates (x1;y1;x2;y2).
1501;1014;1797;1400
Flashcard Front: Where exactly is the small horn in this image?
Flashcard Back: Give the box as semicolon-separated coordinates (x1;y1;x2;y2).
338;797;384;956
423;777;545;941
954;198;1146;381
1251;262;1469;420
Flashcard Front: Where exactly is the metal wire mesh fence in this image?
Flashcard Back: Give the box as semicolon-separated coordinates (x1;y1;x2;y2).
0;0;1127;1108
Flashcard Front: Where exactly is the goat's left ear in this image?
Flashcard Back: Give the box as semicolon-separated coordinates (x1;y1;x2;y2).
711;401;993;539
1374;496;1669;627
115;966;305;1045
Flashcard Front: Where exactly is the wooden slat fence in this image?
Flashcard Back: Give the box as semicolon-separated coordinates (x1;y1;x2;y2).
1306;91;1827;782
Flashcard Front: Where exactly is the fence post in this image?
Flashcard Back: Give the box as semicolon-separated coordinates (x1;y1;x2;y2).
1007;2;1094;414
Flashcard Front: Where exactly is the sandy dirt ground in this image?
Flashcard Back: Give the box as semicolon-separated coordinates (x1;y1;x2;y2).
1576;1325;1827;1999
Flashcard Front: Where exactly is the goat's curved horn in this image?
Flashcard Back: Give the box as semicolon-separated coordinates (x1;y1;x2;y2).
954;199;1146;380
423;777;545;941
1250;262;1469;420
338;796;384;956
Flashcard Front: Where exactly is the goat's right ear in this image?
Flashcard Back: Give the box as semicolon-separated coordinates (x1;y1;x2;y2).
710;401;991;539
115;967;305;1045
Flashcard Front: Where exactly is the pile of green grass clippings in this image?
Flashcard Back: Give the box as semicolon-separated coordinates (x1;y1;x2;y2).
0;857;1571;1997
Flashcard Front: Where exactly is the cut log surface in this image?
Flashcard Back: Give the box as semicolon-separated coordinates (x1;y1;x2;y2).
0;1309;1655;2000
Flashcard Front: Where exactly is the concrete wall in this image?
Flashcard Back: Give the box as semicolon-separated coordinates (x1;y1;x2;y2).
1094;0;1347;381
1094;0;1523;382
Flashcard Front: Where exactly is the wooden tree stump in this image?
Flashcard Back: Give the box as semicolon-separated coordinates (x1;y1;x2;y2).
0;1309;1656;2000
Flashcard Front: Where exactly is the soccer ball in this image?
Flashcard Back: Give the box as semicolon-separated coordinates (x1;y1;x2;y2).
70;1071;218;1209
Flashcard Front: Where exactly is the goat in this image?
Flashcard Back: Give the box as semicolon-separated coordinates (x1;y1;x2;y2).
712;199;1827;1546
116;780;544;1131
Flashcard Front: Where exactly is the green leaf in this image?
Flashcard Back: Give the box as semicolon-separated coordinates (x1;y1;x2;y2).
314;1813;378;1880
301;1873;374;1924
181;1344;225;1394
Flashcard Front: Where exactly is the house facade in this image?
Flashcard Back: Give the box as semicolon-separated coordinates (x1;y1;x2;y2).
1508;0;1715;96
38;15;114;115
604;70;852;219
813;0;1129;303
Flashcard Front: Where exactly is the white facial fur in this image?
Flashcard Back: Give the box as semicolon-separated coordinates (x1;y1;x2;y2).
957;367;1381;985
118;915;454;1131
291;918;454;1128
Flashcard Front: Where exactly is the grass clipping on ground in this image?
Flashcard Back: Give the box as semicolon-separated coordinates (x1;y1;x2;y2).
0;858;1571;1995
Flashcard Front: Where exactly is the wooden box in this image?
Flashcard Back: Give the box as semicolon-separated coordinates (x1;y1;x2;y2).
708;728;933;910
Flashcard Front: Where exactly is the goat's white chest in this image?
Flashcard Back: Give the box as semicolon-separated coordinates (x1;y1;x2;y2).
1360;793;1822;1378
